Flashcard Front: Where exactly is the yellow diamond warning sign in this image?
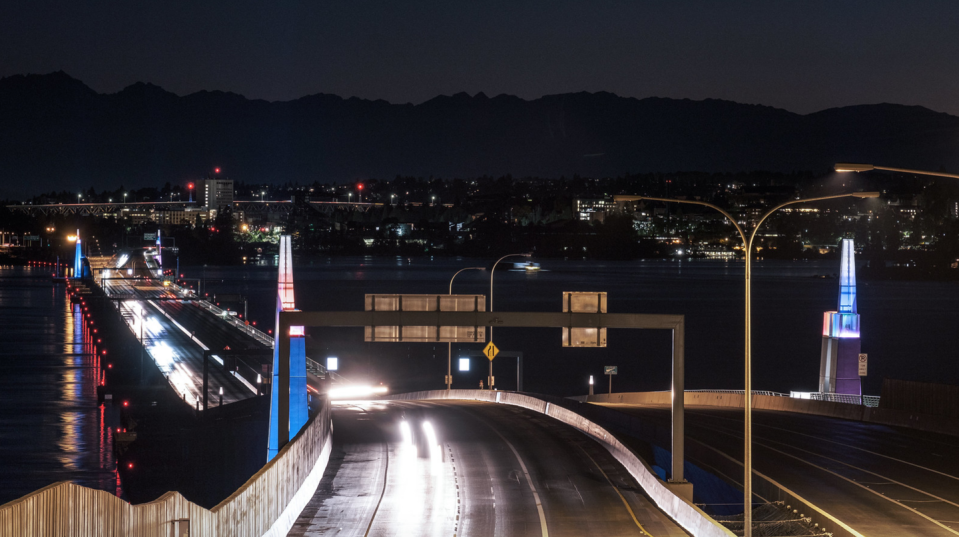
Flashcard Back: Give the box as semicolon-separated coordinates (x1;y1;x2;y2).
483;341;499;361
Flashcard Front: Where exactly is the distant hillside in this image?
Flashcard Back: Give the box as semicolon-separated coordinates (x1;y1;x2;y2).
2;71;959;196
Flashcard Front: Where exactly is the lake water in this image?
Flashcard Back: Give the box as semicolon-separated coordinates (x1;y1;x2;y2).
0;266;118;505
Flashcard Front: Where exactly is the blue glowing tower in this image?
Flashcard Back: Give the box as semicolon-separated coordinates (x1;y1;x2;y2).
267;235;308;462
156;228;162;277
73;230;83;278
819;239;862;395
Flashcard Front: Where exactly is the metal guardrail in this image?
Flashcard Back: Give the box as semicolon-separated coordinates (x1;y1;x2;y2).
798;392;881;408
691;389;880;408
191;296;276;348
687;389;791;397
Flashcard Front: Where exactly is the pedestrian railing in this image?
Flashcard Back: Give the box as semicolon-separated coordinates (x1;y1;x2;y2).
691;389;880;407
687;389;791;397
791;391;880;407
191;296;275;348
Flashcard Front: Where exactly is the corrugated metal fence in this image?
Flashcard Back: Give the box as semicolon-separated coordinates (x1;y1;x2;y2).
0;398;331;537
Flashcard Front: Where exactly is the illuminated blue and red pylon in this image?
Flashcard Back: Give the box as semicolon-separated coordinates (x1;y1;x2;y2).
266;235;308;462
818;239;863;395
73;229;83;278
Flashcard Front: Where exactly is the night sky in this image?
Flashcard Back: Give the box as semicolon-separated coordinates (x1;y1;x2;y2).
3;1;959;114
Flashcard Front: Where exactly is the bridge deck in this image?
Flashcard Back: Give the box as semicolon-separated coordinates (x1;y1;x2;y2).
104;273;268;406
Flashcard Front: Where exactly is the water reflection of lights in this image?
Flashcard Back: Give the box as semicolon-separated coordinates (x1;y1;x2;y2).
388;418;455;534
399;421;415;457
422;421;441;464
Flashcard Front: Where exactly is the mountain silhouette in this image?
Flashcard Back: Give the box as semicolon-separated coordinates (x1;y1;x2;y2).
2;71;958;196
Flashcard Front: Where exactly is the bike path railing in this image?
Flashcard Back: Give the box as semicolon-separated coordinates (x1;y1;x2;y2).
0;398;332;537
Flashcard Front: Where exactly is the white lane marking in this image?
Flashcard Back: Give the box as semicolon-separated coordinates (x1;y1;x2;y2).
686;408;959;483
146;301;210;351
486;424;549;537
694;420;959;536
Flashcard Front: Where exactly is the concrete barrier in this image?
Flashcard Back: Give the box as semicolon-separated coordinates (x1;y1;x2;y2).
587;391;868;421
588;391;959;438
0;398;332;537
385;389;735;537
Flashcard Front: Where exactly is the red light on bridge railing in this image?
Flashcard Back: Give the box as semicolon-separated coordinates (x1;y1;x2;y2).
127;463;133;469
122;401;128;407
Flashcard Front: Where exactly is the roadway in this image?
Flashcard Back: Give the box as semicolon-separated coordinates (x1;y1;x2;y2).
600;403;959;537
101;250;264;406
289;400;688;537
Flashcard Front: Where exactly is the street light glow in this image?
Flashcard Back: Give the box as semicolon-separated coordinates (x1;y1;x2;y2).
834;163;875;172
328;385;388;399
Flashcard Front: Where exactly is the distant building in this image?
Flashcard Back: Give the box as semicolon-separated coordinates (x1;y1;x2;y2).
197;177;234;211
573;198;613;221
154;208;212;226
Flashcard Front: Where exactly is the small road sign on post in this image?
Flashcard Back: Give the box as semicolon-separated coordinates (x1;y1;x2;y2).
483;342;499;391
858;353;868;376
604;365;617;394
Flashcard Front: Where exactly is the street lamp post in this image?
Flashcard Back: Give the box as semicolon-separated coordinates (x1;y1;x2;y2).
835;162;959;180
615;191;878;537
489;252;531;390
447;266;486;390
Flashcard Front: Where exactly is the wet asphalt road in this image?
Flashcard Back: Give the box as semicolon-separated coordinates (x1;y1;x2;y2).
290;399;689;537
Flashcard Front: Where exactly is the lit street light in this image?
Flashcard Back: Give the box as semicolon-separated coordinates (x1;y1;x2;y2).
488;252;532;390
835;162;959;180
615;190;879;536
447;266;485;390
